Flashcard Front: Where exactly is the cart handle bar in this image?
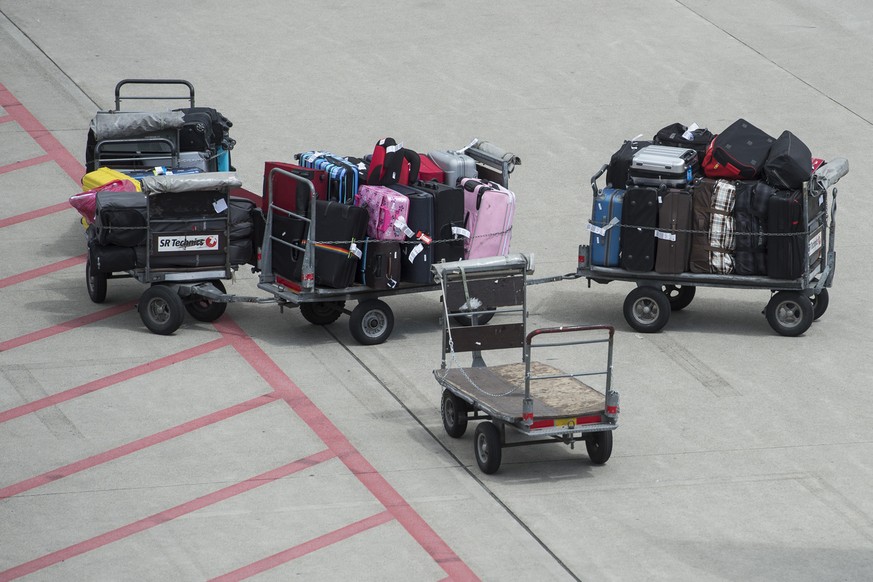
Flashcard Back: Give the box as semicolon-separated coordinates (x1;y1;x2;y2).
590;164;608;197
115;79;195;110
526;324;614;345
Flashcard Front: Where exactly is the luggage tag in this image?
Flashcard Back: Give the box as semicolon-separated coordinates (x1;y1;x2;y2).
586;217;619;236
451;226;471;239
654;230;677;242
348;241;362;260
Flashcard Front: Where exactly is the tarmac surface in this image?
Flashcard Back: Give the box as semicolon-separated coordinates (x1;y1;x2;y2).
1;1;872;580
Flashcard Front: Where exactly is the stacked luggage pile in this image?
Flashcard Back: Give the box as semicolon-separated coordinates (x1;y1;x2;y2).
263;138;521;291
590;119;833;279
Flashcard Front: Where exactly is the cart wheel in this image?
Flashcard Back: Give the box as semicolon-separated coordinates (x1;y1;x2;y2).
441;390;468;438
623;287;671;333
765;291;814;337
349;299;394;345
661;284;695;311
586;430;613;465
138;284;185;335
451;308;496;327
300;301;345;326
185;280;227;322
809;288;829;321
85;257;107;304
474;422;502;474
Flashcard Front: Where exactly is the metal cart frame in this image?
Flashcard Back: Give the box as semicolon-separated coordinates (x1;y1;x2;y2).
570;160;845;336
432;255;620;474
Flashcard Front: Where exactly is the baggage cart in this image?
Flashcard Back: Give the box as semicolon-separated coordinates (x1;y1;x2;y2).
568;159;847;336
432;255;620;474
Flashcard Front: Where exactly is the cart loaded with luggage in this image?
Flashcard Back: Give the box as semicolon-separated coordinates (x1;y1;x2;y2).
578;119;847;336
71;79;522;342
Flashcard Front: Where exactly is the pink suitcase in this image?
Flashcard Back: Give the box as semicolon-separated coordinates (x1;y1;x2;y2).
354;185;410;241
460;178;516;258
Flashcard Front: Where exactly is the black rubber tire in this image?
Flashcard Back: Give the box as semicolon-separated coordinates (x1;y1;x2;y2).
441;390;468;438
623;287;671;333
451;308;496;327
586;430;613;465
349;299;394;345
765;291;814;337
300;300;345;326
138;284;185;335
810;288;829;321
474;422;502;474
661;284;696;312
85;257;107;304
185;280;228;323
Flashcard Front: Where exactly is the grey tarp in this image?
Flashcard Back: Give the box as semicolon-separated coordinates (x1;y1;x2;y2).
90;111;185;141
813;158;849;189
141;173;242;195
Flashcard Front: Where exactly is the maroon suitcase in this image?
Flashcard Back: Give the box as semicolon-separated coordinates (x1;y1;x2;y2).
262;161;329;217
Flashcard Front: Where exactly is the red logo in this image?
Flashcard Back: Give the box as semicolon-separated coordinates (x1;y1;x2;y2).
205;236;218;248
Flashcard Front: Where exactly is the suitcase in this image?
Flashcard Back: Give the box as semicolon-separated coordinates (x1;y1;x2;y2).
589;187;624;267
459;178;516;259
689;179;716;273
629;145;698;188
414;180;466;263
262;161;329;217
767;189;804;279
297;151;360;204
702;119;774;180
356;239;401;290
94;190;148;247
418;154;446;183
389;184;435;284
428;151;478;186
271;201;368;289
606;139;652;189
82;167;142;192
708;180;736;274
619;187;658;272
763;130;813;190
174;107;235;157
733;181;767;275
654;189;692;274
71;178;140;224
88;239;137;273
354;185;410;241
652;123;714;161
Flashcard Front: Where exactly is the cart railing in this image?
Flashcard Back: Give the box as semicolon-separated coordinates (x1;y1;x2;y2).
261;167;317;291
115;79;195;110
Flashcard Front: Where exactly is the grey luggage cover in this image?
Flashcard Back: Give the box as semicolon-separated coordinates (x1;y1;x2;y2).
91;111;186;141
141;172;242;195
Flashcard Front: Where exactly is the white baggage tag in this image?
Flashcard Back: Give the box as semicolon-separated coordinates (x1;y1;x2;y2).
213;198;228;213
654;230;677;242
586;217;619;236
408;243;424;263
452;226;471;239
349;242;362;259
682;123;700;141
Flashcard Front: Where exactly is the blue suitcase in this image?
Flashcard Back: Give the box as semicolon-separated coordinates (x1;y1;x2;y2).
296;151;359;204
589;187;624;266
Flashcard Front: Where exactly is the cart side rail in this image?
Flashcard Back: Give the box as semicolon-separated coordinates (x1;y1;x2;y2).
115;79;195;110
262;167;318;290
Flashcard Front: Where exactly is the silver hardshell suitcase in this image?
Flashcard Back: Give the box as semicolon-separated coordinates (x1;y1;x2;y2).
629;145;697;188
427;150;478;186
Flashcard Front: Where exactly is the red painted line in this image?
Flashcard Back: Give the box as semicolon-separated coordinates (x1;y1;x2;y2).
0;202;73;229
214;318;479;580
0;449;336;581
0;301;136;352
0;393;277;500
0;338;229;425
0;83;85;184
0;153;53;175
210;511;394;581
0;115;14;124
0;255;86;290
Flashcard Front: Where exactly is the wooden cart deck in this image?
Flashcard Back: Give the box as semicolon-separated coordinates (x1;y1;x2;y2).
435;361;605;422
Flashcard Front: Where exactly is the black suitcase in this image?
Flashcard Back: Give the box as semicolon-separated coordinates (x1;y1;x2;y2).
767;189;804;279
733;181;767;276
89;240;137;273
702;118;774;180
94;190;148;247
607;139;652;189
620;187;658;272
390;184;435;284
763;130;812;190
654;189;692;274
414;180;466;263
356;239;401;289
653;123;714;161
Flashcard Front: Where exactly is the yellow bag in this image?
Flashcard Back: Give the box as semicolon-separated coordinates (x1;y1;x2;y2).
81;167;141;192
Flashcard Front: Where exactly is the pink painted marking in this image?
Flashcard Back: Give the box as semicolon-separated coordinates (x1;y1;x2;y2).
0;393;276;500
209;511;394;581
0;115;14;124
0;301;136;352
0;255;86;289
214;318;478;580
0;153;53;175
0;338;229;424
0;450;336;582
0;202;74;229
